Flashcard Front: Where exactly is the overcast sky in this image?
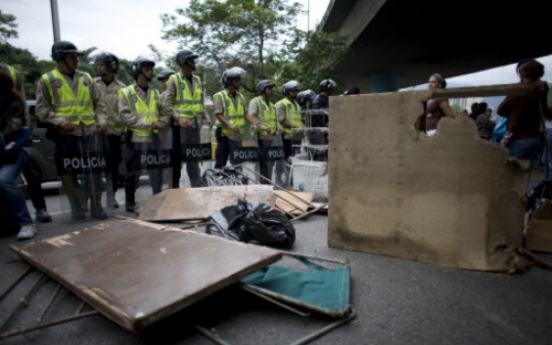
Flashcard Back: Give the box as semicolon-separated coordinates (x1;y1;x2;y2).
3;0;328;61
3;0;552;87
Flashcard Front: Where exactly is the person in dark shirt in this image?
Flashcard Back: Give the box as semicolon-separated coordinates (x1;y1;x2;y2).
497;59;551;163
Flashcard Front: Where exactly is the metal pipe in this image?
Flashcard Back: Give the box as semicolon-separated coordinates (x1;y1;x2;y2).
0;273;44;331
239;284;311;317
0;266;32;301
0;311;99;339
50;0;61;42
290;309;357;345
37;284;62;323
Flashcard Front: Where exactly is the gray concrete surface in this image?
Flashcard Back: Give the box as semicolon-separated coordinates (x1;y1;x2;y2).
1;165;551;345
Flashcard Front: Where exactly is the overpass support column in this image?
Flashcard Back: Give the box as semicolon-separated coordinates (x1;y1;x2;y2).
369;73;400;93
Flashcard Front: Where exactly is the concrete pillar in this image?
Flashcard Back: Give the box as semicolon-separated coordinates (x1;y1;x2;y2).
369;73;400;93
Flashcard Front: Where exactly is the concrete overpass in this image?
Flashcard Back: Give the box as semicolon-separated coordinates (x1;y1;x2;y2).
319;0;552;92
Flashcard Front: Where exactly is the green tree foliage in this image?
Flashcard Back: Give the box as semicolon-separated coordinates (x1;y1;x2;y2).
0;43;42;99
161;0;302;97
450;103;462;118
0;11;18;43
278;30;349;94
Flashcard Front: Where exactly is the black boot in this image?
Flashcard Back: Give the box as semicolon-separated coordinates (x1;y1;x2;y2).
90;194;108;220
70;201;85;220
125;187;137;213
35;208;52;223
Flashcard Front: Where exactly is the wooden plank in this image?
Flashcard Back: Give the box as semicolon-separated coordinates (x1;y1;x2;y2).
10;219;281;332
430;82;547;99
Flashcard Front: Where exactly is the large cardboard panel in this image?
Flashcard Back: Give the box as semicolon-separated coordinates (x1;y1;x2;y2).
10;219;282;332
328;87;530;271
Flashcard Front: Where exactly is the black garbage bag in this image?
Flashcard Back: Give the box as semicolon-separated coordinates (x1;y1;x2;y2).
206;199;295;248
198;167;248;187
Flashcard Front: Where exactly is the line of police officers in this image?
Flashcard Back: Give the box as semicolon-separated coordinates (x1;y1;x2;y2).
32;40;336;219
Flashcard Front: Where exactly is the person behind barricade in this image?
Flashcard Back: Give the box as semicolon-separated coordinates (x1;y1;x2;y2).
91;51;126;209
249;79;282;184
425;73;455;137
0;62;52;223
498;59;552;166
0;70;37;240
296;89;316;126
162;49;213;188
340;86;360;96
274;80;305;189
119;55;171;213
158;69;175;91
310;79;336;161
35;41;108;221
474;102;495;140
213;67;248;169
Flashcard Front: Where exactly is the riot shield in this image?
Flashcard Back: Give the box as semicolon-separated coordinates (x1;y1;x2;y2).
305;107;329;162
293;107;328;200
226;126;258;185
179;121;213;188
55;131;113;223
124;130;172;213
255;131;285;186
273;132;303;190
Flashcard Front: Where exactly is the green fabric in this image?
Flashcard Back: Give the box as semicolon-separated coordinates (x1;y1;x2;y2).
242;257;350;313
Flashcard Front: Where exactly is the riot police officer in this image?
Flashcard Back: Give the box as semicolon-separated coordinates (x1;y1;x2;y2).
162;49;212;188
274;80;305;188
213;67;248;169
92;51;126;209
35;41;108;220
119;55;170;212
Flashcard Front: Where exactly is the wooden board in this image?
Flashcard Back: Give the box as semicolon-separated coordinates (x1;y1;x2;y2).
274;191;314;215
138;185;276;222
10;219;281;332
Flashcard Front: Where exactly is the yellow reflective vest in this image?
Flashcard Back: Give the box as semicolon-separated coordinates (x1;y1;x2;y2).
215;90;246;136
276;97;302;135
5;64;18;86
120;85;160;137
42;69;95;126
169;73;204;120
255;96;277;132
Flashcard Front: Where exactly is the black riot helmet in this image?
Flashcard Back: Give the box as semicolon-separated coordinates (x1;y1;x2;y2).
130;55;156;79
318;78;337;92
221;67;246;87
281;80;301;96
51;41;83;61
296;89;316;106
93;51;119;73
157;69;176;81
176;49;199;70
256;79;275;95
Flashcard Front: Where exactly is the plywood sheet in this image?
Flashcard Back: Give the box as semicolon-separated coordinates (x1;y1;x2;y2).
138;185;276;222
274;191;314;215
328;88;529;271
10;219;281;332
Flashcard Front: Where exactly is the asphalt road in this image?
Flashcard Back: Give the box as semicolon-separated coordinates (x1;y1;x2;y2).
1;165;551;345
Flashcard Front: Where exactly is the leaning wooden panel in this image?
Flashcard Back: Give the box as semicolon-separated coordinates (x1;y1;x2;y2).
328;87;529;271
138;185;276;222
10;219;282;332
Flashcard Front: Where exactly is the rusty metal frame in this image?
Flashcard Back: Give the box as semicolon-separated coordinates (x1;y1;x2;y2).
191;249;356;345
0;267;99;340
